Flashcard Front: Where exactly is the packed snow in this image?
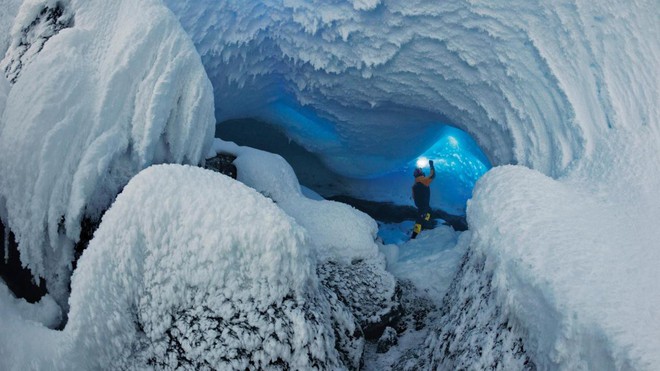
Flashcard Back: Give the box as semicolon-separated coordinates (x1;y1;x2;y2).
0;0;658;369
0;0;215;307
0;75;8;120
381;226;466;305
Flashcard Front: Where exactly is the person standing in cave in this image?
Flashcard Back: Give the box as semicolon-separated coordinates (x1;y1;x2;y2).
411;160;435;239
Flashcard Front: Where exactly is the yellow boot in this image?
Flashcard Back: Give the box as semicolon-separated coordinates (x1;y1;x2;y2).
411;223;422;239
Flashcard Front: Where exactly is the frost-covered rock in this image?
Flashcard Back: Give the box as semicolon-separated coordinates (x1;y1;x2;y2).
376;327;398;354
318;259;400;341
209;139;403;345
0;0;215;307
1;1;73;83
64;165;362;370
417;247;534;370
395;280;437;334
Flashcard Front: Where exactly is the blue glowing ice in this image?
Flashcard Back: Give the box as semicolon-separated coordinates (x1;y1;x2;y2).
409;125;491;215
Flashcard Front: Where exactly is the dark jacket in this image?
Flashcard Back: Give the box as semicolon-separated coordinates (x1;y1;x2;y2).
412;167;435;209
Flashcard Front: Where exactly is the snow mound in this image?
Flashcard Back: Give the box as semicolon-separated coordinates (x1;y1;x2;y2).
0;0;215;306
65;165;362;370
211;140;380;264
0;0;21;55
463;129;660;370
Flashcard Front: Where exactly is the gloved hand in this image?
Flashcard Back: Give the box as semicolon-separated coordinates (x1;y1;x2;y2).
429;160;434;168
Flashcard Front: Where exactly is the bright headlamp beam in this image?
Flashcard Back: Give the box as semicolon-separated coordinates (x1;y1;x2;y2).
416;157;429;168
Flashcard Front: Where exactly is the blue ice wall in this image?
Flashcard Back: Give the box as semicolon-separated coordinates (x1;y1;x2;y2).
413;125;491;215
340;123;492;216
217;114;490;216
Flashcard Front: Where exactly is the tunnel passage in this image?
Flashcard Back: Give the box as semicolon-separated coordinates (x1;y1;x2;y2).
216;118;491;222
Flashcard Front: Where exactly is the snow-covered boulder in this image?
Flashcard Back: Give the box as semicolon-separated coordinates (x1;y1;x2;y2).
318;259;400;340
211;139;380;264
416;246;534;370
209;139;405;345
461;153;660;370
64;165;362;369
0;0;215;307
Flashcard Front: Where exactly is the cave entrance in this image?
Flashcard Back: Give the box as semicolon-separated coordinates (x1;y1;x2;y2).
216;118;491;236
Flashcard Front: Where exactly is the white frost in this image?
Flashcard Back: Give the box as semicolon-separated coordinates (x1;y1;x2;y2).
466;130;660;370
63;165;357;369
0;0;215;305
0;165;364;369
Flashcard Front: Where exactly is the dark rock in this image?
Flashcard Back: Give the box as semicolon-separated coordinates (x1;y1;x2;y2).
318;260;402;341
0;219;47;303
204;153;238;179
376;327;398;354
401;248;536;370
327;195;468;231
396;279;437;333
3;2;74;83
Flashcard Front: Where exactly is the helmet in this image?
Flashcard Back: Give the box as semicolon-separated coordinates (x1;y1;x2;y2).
414;168;424;177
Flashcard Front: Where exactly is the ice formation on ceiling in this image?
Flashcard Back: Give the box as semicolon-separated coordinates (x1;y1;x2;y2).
164;0;656;179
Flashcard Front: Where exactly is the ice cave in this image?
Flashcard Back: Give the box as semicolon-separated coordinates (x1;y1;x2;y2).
0;0;658;370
